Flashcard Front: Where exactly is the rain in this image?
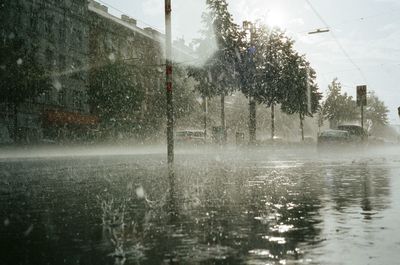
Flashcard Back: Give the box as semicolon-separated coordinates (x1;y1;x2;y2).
1;1;400;265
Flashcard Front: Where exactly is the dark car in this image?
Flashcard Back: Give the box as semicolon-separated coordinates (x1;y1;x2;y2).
337;125;368;142
317;129;351;147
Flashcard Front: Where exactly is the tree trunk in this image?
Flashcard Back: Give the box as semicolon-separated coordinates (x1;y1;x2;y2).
249;97;256;144
13;103;18;143
221;94;227;144
221;94;226;144
203;95;208;139
300;113;304;141
271;104;275;140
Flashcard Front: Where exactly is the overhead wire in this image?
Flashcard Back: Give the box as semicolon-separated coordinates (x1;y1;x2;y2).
291;7;400;35
304;0;368;83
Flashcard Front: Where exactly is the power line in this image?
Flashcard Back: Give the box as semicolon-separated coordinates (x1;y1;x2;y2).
304;0;368;83
296;7;400;34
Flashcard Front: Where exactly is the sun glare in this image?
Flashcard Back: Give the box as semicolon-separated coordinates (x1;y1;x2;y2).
265;9;285;28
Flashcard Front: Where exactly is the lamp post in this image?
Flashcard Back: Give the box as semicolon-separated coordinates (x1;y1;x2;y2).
165;0;174;176
243;21;257;145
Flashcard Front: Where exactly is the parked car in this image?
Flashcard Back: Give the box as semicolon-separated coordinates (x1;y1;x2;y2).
303;136;315;144
317;129;351;147
337;125;368;143
175;129;206;145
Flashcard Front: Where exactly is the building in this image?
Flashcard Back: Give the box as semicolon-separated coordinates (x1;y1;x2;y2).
0;0;94;143
87;0;196;139
0;0;195;143
88;0;164;126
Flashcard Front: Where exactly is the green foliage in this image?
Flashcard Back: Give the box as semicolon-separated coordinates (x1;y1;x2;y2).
89;61;196;139
280;55;321;118
236;23;320;121
322;79;389;131
88;61;145;136
189;0;241;98
187;65;217;98
322;78;358;126
365;91;389;127
190;1;322;136
0;38;51;105
244;27;297;107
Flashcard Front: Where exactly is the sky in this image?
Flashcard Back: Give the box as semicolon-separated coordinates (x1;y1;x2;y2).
102;0;400;124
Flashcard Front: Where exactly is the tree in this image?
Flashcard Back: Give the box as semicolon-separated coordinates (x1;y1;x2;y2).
280;55;321;140
0;38;52;142
190;0;241;143
365;91;389;132
247;26;297;139
187;64;217;137
89;60;196;140
238;22;258;144
88;61;145;138
322;78;358;128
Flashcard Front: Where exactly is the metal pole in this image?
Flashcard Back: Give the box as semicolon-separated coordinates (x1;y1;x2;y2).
361;103;364;131
165;0;174;172
165;0;177;219
203;96;207;139
221;94;226;144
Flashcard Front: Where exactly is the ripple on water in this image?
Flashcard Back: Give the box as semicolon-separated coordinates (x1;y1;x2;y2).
270;224;295;233
262;236;287;245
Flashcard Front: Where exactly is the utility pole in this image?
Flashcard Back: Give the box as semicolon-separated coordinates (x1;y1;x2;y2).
165;0;174;175
203;96;208;138
357;85;367;140
361;103;364;129
165;0;178;219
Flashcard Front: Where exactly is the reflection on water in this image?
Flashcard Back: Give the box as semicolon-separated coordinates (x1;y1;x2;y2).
0;152;399;264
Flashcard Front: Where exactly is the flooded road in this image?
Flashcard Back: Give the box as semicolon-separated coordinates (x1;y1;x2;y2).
1;146;400;265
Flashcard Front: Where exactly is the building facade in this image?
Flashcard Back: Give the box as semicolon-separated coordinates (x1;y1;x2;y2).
0;0;195;143
0;0;93;143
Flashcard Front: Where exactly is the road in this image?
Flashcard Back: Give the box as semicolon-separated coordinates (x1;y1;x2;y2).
1;145;400;265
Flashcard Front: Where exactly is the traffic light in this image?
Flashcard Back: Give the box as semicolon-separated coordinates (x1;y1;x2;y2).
398;106;400;117
356;85;367;106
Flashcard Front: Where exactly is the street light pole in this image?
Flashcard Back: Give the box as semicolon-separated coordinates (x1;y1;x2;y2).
165;0;174;173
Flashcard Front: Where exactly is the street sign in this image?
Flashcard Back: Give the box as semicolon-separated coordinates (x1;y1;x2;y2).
356;85;367;106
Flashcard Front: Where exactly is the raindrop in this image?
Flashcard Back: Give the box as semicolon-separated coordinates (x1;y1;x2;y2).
4;218;10;226
135;185;145;198
109;53;116;62
53;79;62;91
16;58;23;65
24;224;34;236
